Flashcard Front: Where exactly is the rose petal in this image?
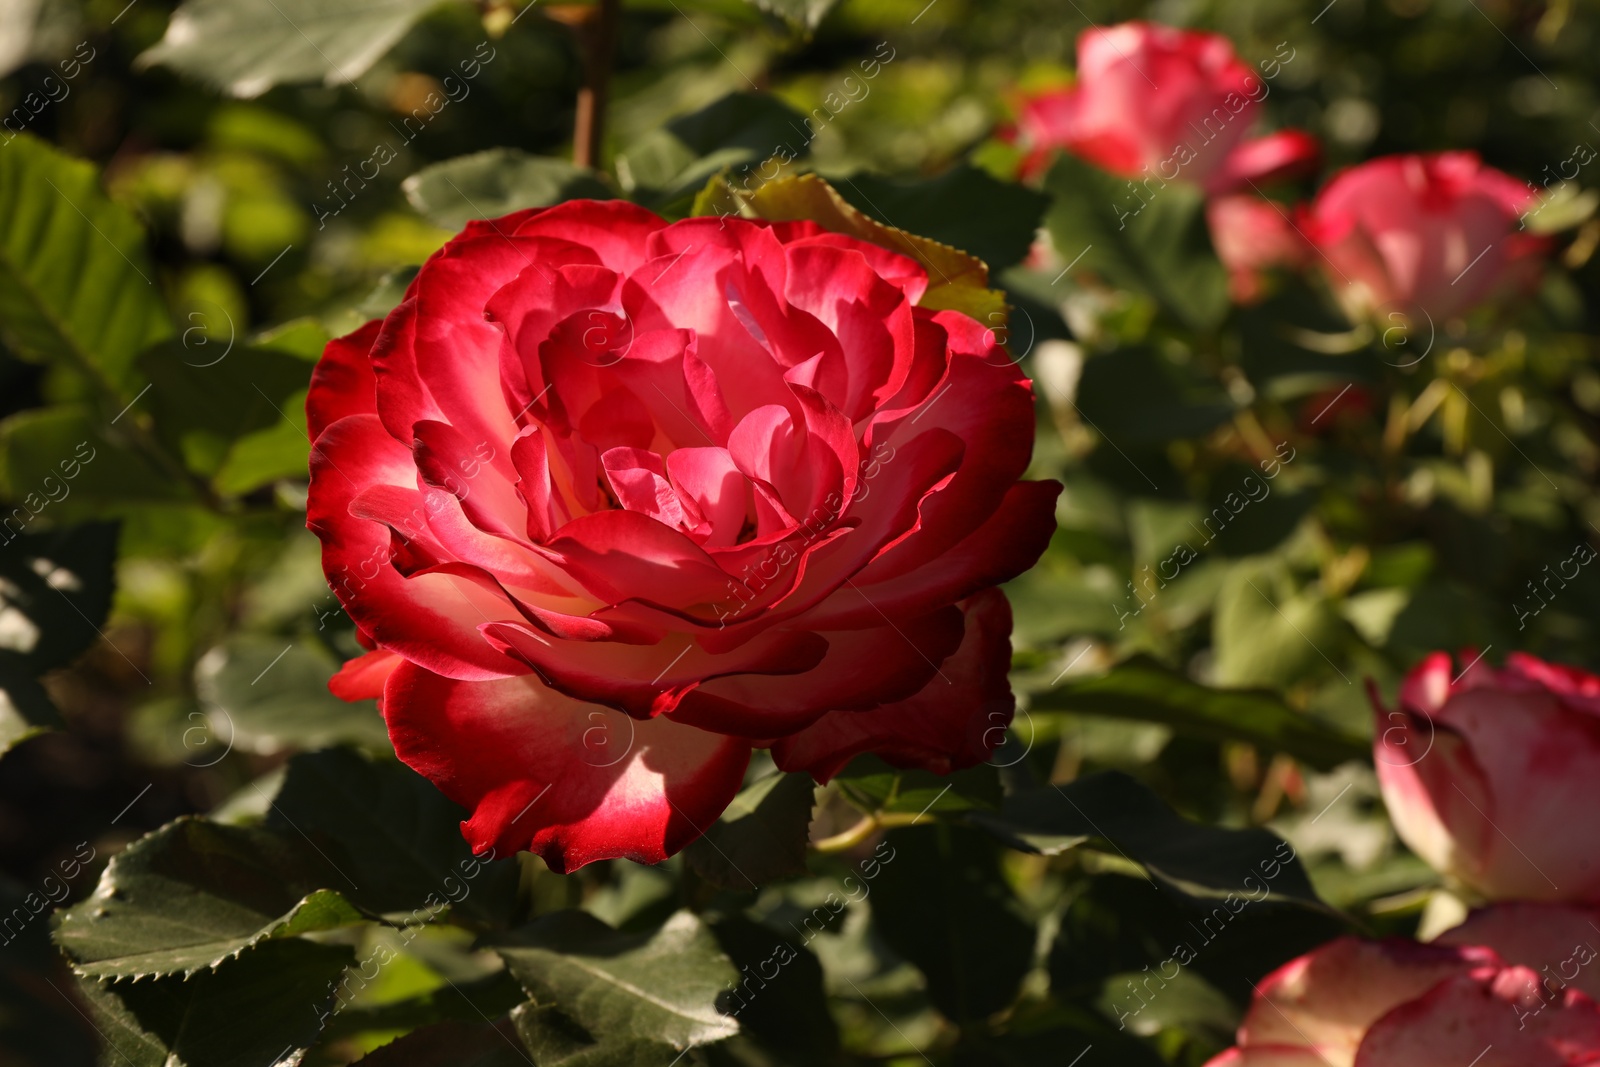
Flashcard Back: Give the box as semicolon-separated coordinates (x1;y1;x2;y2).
308;320;382;441
672;604;967;737
1440;903;1600;1003
328;648;402;703
769;589;1014;781
1239;937;1490;1066
308;414;523;680
384;660;749;871
1354;969;1600;1067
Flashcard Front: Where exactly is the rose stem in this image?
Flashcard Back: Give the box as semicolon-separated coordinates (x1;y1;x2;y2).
572;0;622;169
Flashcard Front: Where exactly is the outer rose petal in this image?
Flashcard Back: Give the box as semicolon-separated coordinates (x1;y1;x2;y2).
308;320;382;440
1504;653;1600;718
1397;651;1460;715
1238;937;1489;1066
510;199;667;275
769;589;1014;782
1354;969;1600;1067
1372;705;1497;895
308;414;524;681
384;661;750;872
1439;904;1600;1002
329;648;403;703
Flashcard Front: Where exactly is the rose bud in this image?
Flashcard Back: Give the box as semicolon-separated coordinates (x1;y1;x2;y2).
1207;933;1600;1067
305;200;1061;872
1013;21;1319;193
1303;152;1548;325
1371;652;1600;904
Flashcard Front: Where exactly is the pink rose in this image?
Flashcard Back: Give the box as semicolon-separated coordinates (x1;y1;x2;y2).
304;200;1061;872
1372;652;1600;904
1208;922;1600;1066
1205;193;1310;303
1014;21;1319;193
1304;152;1547;324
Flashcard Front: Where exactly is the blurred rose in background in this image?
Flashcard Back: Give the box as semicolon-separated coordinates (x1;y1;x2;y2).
1303;153;1548;325
1011;22;1318;193
1372;652;1600;905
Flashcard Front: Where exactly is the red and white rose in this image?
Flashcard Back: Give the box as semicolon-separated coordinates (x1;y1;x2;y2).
305;199;1060;872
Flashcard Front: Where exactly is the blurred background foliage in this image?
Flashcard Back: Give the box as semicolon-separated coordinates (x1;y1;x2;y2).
2;0;1599;1064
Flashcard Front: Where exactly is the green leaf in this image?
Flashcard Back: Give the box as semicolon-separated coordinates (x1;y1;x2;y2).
0;407;193;511
710;917;839;1056
0;522;116;674
867;824;1037;1022
1026;655;1368;770
1075;346;1236;446
964;1018;1167;1067
511;1003;680;1066
0;672;59;755
77;938;354;1067
325;971;529;1043
683;771;816;890
1096;965;1237;1043
56;748;519;981
266;747;519;925
834;756;1002;816
968;771;1328;909
741;0;841;30
835;165;1051;272
1212;560;1347;689
353;1017;531;1066
139;0;455;98
1043;152;1229;330
0;135;171;392
210;397;311;495
492;910;740;1051
0;522;117;754
403;149;613;231
194;637;391;755
134;340;313;481
621;92;811;203
1048;872;1348;1009
54;817;366;979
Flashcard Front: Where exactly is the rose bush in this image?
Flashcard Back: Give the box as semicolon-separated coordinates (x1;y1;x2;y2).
1371;651;1600;904
1208;907;1600;1066
304;199;1060;872
1303;152;1547;324
1012;21;1319;192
